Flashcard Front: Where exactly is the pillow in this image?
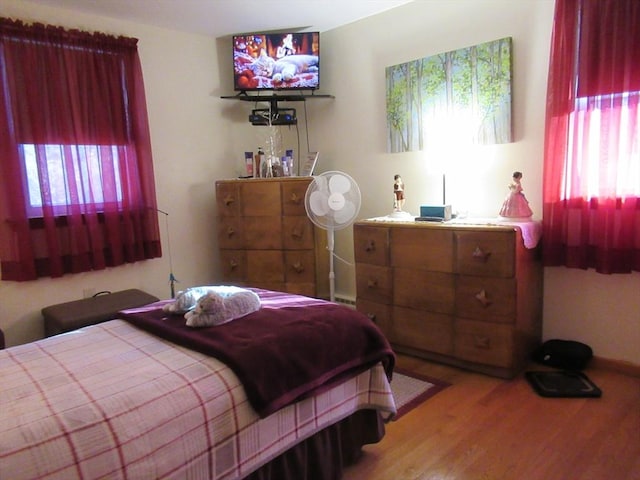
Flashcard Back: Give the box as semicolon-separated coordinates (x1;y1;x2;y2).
163;285;251;314
185;289;261;327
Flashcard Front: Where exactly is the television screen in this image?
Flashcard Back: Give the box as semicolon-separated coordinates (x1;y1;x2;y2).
232;32;320;91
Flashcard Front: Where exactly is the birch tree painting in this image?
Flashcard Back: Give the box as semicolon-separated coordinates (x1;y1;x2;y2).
386;37;512;153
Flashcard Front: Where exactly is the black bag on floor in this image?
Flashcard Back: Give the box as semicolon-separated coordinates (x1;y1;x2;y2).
532;339;593;370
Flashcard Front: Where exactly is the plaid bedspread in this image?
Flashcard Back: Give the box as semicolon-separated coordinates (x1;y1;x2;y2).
0;320;396;480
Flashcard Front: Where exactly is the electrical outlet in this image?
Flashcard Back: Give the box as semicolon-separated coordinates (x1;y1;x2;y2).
83;288;96;298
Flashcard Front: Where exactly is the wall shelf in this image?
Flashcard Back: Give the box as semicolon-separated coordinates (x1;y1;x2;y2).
221;92;334;126
221;92;333;103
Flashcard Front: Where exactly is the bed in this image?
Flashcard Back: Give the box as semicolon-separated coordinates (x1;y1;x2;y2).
0;288;397;480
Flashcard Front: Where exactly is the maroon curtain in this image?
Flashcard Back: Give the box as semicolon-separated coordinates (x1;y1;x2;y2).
0;18;161;281
542;0;640;274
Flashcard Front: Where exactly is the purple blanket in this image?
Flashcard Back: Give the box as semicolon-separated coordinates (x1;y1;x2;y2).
119;289;395;417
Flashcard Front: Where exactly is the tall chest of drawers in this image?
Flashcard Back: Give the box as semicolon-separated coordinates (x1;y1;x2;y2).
215;177;329;299
354;220;543;378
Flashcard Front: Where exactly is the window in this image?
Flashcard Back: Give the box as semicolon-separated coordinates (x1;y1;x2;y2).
21;144;124;216
0;18;161;281
542;0;640;274
563;91;640;200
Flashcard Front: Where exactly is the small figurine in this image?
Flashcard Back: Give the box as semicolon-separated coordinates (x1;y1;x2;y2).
499;171;533;218
393;174;405;211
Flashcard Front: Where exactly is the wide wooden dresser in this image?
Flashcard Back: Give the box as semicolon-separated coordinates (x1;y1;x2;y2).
354;219;543;378
215;177;329;298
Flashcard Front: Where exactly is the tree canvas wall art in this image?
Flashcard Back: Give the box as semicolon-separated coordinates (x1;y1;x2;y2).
386;37;512;153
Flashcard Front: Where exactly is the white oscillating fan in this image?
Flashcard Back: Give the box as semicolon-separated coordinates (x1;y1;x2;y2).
304;171;362;301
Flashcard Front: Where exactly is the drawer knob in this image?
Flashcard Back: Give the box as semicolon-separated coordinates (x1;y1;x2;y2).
223;194;235;207
289;192;302;205
472;246;491;262
367;278;378;288
292;261;305;273
365;240;376;252
474;336;491;349
226;226;235;238
229;259;238;270
475;289;492;307
291;227;303;239
367;313;377;322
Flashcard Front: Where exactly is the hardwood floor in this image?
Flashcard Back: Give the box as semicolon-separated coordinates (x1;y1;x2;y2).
344;354;640;480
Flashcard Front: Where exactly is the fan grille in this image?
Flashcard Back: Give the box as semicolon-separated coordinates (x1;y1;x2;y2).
304;171;361;231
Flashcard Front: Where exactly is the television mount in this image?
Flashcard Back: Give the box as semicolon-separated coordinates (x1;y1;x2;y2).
249;107;297;126
221;91;334;126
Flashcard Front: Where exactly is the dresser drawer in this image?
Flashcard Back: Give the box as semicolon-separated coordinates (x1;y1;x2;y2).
393;268;455;315
241;181;281;216
281;179;310;216
246;250;284;283
454;319;514;368
455;230;515;277
357;299;392;338
355;263;392;304
456;275;516;323
284;250;316;283
216;182;241;217
282;216;315;250
244;216;283;249
217;217;245;249
219;249;246;282
392;306;453;355
285;282;315;298
392;227;454;272
354;224;390;266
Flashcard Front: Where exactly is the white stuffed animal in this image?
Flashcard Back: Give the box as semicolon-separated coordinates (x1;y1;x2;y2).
163;285;249;314
185;289;261;328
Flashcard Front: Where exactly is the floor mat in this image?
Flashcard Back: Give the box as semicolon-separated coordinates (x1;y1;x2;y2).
525;370;602;398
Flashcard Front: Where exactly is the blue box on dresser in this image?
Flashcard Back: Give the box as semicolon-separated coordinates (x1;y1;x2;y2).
419;205;452;220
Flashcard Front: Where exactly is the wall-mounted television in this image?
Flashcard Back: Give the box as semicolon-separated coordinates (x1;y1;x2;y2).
232;32;320;91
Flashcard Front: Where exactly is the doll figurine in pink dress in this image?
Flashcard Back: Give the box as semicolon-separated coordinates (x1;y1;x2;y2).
499;171;533;218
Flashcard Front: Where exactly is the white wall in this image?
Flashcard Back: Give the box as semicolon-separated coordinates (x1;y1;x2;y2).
308;0;640;366
1;0;638;367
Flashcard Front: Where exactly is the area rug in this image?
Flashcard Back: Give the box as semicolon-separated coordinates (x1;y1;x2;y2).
391;369;450;420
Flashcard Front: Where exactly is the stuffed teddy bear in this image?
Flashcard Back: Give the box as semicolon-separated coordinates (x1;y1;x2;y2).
184;289;261;328
163;285;248;314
